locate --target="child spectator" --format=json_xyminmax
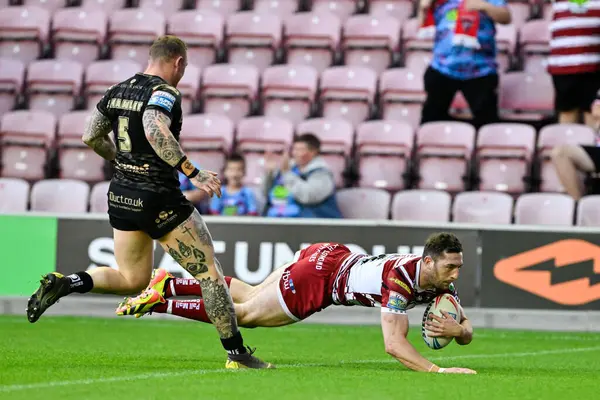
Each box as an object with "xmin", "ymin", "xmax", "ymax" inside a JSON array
[{"xmin": 210, "ymin": 154, "xmax": 259, "ymax": 216}]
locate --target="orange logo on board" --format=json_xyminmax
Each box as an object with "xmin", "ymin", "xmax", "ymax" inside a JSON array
[{"xmin": 493, "ymin": 239, "xmax": 600, "ymax": 305}]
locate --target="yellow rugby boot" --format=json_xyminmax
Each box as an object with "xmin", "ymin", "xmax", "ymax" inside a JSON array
[
  {"xmin": 116, "ymin": 289, "xmax": 165, "ymax": 317},
  {"xmin": 146, "ymin": 268, "xmax": 173, "ymax": 296}
]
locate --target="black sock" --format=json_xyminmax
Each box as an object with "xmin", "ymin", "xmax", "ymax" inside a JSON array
[
  {"xmin": 66, "ymin": 272, "xmax": 94, "ymax": 294},
  {"xmin": 221, "ymin": 331, "xmax": 247, "ymax": 355}
]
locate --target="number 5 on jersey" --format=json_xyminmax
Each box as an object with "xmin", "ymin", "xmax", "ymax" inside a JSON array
[{"xmin": 117, "ymin": 116, "xmax": 132, "ymax": 152}]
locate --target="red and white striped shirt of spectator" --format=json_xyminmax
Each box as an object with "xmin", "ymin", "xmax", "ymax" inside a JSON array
[{"xmin": 548, "ymin": 0, "xmax": 600, "ymax": 75}]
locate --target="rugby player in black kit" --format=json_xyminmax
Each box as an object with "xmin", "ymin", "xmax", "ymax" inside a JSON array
[{"xmin": 26, "ymin": 36, "xmax": 273, "ymax": 369}]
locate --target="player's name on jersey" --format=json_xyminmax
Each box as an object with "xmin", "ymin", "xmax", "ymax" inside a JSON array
[{"xmin": 108, "ymin": 98, "xmax": 144, "ymax": 112}]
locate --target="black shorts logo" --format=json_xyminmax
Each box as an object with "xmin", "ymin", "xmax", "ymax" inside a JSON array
[
  {"xmin": 156, "ymin": 210, "xmax": 178, "ymax": 228},
  {"xmin": 109, "ymin": 191, "xmax": 144, "ymax": 211}
]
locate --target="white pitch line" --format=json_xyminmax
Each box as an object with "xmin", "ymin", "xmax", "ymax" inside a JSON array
[{"xmin": 2, "ymin": 346, "xmax": 600, "ymax": 393}]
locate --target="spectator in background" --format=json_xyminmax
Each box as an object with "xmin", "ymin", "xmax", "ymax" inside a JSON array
[
  {"xmin": 209, "ymin": 154, "xmax": 259, "ymax": 216},
  {"xmin": 418, "ymin": 0, "xmax": 511, "ymax": 129},
  {"xmin": 179, "ymin": 159, "xmax": 211, "ymax": 214},
  {"xmin": 547, "ymin": 0, "xmax": 600, "ymax": 127},
  {"xmin": 262, "ymin": 134, "xmax": 342, "ymax": 219}
]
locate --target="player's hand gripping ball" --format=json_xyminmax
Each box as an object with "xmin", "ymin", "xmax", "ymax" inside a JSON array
[{"xmin": 421, "ymin": 293, "xmax": 462, "ymax": 350}]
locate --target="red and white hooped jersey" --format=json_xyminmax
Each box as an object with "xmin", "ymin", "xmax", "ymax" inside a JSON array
[{"xmin": 331, "ymin": 253, "xmax": 459, "ymax": 314}]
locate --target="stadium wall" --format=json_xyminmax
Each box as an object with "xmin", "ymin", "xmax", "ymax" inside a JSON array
[{"xmin": 3, "ymin": 213, "xmax": 600, "ymax": 331}]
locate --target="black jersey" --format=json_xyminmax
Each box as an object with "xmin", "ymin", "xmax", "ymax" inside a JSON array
[{"xmin": 97, "ymin": 73, "xmax": 183, "ymax": 194}]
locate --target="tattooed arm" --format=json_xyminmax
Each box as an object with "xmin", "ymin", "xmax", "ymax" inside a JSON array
[
  {"xmin": 142, "ymin": 109, "xmax": 186, "ymax": 167},
  {"xmin": 82, "ymin": 109, "xmax": 117, "ymax": 161}
]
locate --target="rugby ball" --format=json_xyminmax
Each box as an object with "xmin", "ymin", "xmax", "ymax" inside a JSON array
[{"xmin": 421, "ymin": 293, "xmax": 462, "ymax": 350}]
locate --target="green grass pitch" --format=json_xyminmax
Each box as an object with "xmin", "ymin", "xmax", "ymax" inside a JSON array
[{"xmin": 1, "ymin": 315, "xmax": 599, "ymax": 400}]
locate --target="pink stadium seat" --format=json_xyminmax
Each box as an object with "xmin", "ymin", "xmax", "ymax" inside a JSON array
[
  {"xmin": 85, "ymin": 60, "xmax": 141, "ymax": 107},
  {"xmin": 284, "ymin": 12, "xmax": 342, "ymax": 73},
  {"xmin": 201, "ymin": 64, "xmax": 259, "ymax": 123},
  {"xmin": 188, "ymin": 150, "xmax": 226, "ymax": 175},
  {"xmin": 261, "ymin": 65, "xmax": 318, "ymax": 125},
  {"xmin": 320, "ymin": 66, "xmax": 377, "ymax": 127},
  {"xmin": 401, "ymin": 18, "xmax": 434, "ymax": 75},
  {"xmin": 311, "ymin": 0, "xmax": 358, "ymax": 22},
  {"xmin": 177, "ymin": 64, "xmax": 201, "ymax": 115},
  {"xmin": 0, "ymin": 178, "xmax": 30, "ymax": 213},
  {"xmin": 226, "ymin": 12, "xmax": 282, "ymax": 72},
  {"xmin": 506, "ymin": 2, "xmax": 531, "ymax": 28},
  {"xmin": 26, "ymin": 59, "xmax": 83, "ymax": 118},
  {"xmin": 57, "ymin": 110, "xmax": 91, "ymax": 147},
  {"xmin": 180, "ymin": 113, "xmax": 234, "ymax": 152},
  {"xmin": 23, "ymin": 0, "xmax": 66, "ymax": 13},
  {"xmin": 0, "ymin": 58, "xmax": 25, "ymax": 117},
  {"xmin": 380, "ymin": 67, "xmax": 425, "ymax": 105},
  {"xmin": 521, "ymin": 20, "xmax": 550, "ymax": 73},
  {"xmin": 109, "ymin": 9, "xmax": 165, "ymax": 66},
  {"xmin": 81, "ymin": 0, "xmax": 127, "ymax": 15},
  {"xmin": 342, "ymin": 15, "xmax": 401, "ymax": 74},
  {"xmin": 537, "ymin": 123, "xmax": 595, "ymax": 193},
  {"xmin": 237, "ymin": 116, "xmax": 294, "ymax": 153},
  {"xmin": 452, "ymin": 191, "xmax": 513, "ymax": 224},
  {"xmin": 476, "ymin": 123, "xmax": 536, "ymax": 193},
  {"xmin": 416, "ymin": 121, "xmax": 475, "ymax": 191},
  {"xmin": 139, "ymin": 0, "xmax": 185, "ymax": 18},
  {"xmin": 31, "ymin": 179, "xmax": 90, "ymax": 213},
  {"xmin": 167, "ymin": 10, "xmax": 224, "ymax": 70},
  {"xmin": 514, "ymin": 193, "xmax": 575, "ymax": 226},
  {"xmin": 577, "ymin": 195, "xmax": 600, "ymax": 227},
  {"xmin": 90, "ymin": 180, "xmax": 110, "ymax": 213},
  {"xmin": 254, "ymin": 0, "xmax": 298, "ymax": 17},
  {"xmin": 197, "ymin": 0, "xmax": 242, "ymax": 16},
  {"xmin": 382, "ymin": 103, "xmax": 422, "ymax": 130},
  {"xmin": 543, "ymin": 3, "xmax": 553, "ymax": 21},
  {"xmin": 0, "ymin": 6, "xmax": 50, "ymax": 64},
  {"xmin": 52, "ymin": 8, "xmax": 107, "ymax": 67},
  {"xmin": 499, "ymin": 72, "xmax": 554, "ymax": 121},
  {"xmin": 391, "ymin": 190, "xmax": 451, "ymax": 222},
  {"xmin": 356, "ymin": 120, "xmax": 414, "ymax": 190},
  {"xmin": 336, "ymin": 188, "xmax": 391, "ymax": 219},
  {"xmin": 495, "ymin": 23, "xmax": 517, "ymax": 72},
  {"xmin": 0, "ymin": 110, "xmax": 55, "ymax": 180},
  {"xmin": 369, "ymin": 0, "xmax": 413, "ymax": 23},
  {"xmin": 239, "ymin": 152, "xmax": 270, "ymax": 186}
]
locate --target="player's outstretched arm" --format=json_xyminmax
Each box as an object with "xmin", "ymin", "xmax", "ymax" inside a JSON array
[
  {"xmin": 82, "ymin": 109, "xmax": 117, "ymax": 161},
  {"xmin": 142, "ymin": 109, "xmax": 221, "ymax": 197},
  {"xmin": 381, "ymin": 312, "xmax": 476, "ymax": 374}
]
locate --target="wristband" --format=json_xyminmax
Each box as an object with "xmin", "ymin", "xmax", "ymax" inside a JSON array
[
  {"xmin": 428, "ymin": 364, "xmax": 440, "ymax": 373},
  {"xmin": 438, "ymin": 368, "xmax": 446, "ymax": 373},
  {"xmin": 176, "ymin": 156, "xmax": 200, "ymax": 179}
]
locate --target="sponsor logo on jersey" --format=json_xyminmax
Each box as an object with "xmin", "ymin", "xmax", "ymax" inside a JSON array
[
  {"xmin": 115, "ymin": 161, "xmax": 150, "ymax": 176},
  {"xmin": 493, "ymin": 239, "xmax": 600, "ymax": 305},
  {"xmin": 388, "ymin": 277, "xmax": 412, "ymax": 294},
  {"xmin": 155, "ymin": 210, "xmax": 178, "ymax": 228},
  {"xmin": 282, "ymin": 270, "xmax": 296, "ymax": 294},
  {"xmin": 386, "ymin": 291, "xmax": 408, "ymax": 311},
  {"xmin": 148, "ymin": 90, "xmax": 176, "ymax": 112},
  {"xmin": 109, "ymin": 192, "xmax": 144, "ymax": 208}
]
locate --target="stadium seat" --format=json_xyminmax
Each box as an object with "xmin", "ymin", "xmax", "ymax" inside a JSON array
[
  {"xmin": 514, "ymin": 193, "xmax": 575, "ymax": 226},
  {"xmin": 234, "ymin": 152, "xmax": 269, "ymax": 186},
  {"xmin": 499, "ymin": 72, "xmax": 554, "ymax": 121},
  {"xmin": 57, "ymin": 111, "xmax": 106, "ymax": 182},
  {"xmin": 0, "ymin": 178, "xmax": 30, "ymax": 213},
  {"xmin": 402, "ymin": 18, "xmax": 434, "ymax": 75},
  {"xmin": 81, "ymin": 0, "xmax": 127, "ymax": 15},
  {"xmin": 415, "ymin": 121, "xmax": 475, "ymax": 191},
  {"xmin": 84, "ymin": 60, "xmax": 142, "ymax": 108},
  {"xmin": 253, "ymin": 0, "xmax": 298, "ymax": 17},
  {"xmin": 180, "ymin": 113, "xmax": 234, "ymax": 153},
  {"xmin": 284, "ymin": 12, "xmax": 342, "ymax": 73},
  {"xmin": 52, "ymin": 8, "xmax": 107, "ymax": 67},
  {"xmin": 200, "ymin": 64, "xmax": 260, "ymax": 123},
  {"xmin": 520, "ymin": 20, "xmax": 550, "ymax": 74},
  {"xmin": 0, "ymin": 58, "xmax": 25, "ymax": 117},
  {"xmin": 23, "ymin": 0, "xmax": 66, "ymax": 13},
  {"xmin": 139, "ymin": 0, "xmax": 185, "ymax": 18},
  {"xmin": 225, "ymin": 12, "xmax": 283, "ymax": 72},
  {"xmin": 26, "ymin": 59, "xmax": 83, "ymax": 118},
  {"xmin": 381, "ymin": 103, "xmax": 422, "ymax": 130},
  {"xmin": 30, "ymin": 179, "xmax": 90, "ymax": 214},
  {"xmin": 576, "ymin": 195, "xmax": 600, "ymax": 227},
  {"xmin": 536, "ymin": 123, "xmax": 596, "ymax": 193},
  {"xmin": 320, "ymin": 66, "xmax": 377, "ymax": 127},
  {"xmin": 495, "ymin": 23, "xmax": 517, "ymax": 72},
  {"xmin": 90, "ymin": 180, "xmax": 110, "ymax": 213},
  {"xmin": 342, "ymin": 14, "xmax": 401, "ymax": 74},
  {"xmin": 506, "ymin": 2, "xmax": 531, "ymax": 28},
  {"xmin": 0, "ymin": 110, "xmax": 55, "ymax": 180},
  {"xmin": 197, "ymin": 0, "xmax": 242, "ymax": 16},
  {"xmin": 261, "ymin": 65, "xmax": 319, "ymax": 125},
  {"xmin": 543, "ymin": 2, "xmax": 553, "ymax": 21},
  {"xmin": 311, "ymin": 0, "xmax": 358, "ymax": 22},
  {"xmin": 475, "ymin": 123, "xmax": 536, "ymax": 193},
  {"xmin": 187, "ymin": 150, "xmax": 227, "ymax": 176},
  {"xmin": 336, "ymin": 188, "xmax": 391, "ymax": 219},
  {"xmin": 369, "ymin": 0, "xmax": 413, "ymax": 23},
  {"xmin": 237, "ymin": 116, "xmax": 294, "ymax": 153},
  {"xmin": 109, "ymin": 9, "xmax": 165, "ymax": 66},
  {"xmin": 0, "ymin": 6, "xmax": 50, "ymax": 65},
  {"xmin": 379, "ymin": 67, "xmax": 424, "ymax": 127},
  {"xmin": 177, "ymin": 63, "xmax": 201, "ymax": 115},
  {"xmin": 390, "ymin": 190, "xmax": 451, "ymax": 222},
  {"xmin": 452, "ymin": 191, "xmax": 513, "ymax": 224},
  {"xmin": 356, "ymin": 120, "xmax": 414, "ymax": 190},
  {"xmin": 167, "ymin": 10, "xmax": 224, "ymax": 70}
]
